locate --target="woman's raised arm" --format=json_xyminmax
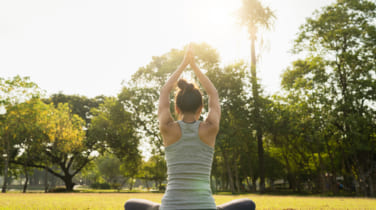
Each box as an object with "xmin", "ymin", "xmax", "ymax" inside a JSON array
[
  {"xmin": 190, "ymin": 53, "xmax": 221, "ymax": 130},
  {"xmin": 158, "ymin": 45, "xmax": 192, "ymax": 130}
]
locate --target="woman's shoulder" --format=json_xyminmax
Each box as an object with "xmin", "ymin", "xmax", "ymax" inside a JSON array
[
  {"xmin": 161, "ymin": 121, "xmax": 182, "ymax": 147},
  {"xmin": 199, "ymin": 120, "xmax": 219, "ymax": 133},
  {"xmin": 160, "ymin": 120, "xmax": 180, "ymax": 132},
  {"xmin": 198, "ymin": 121, "xmax": 219, "ymax": 148}
]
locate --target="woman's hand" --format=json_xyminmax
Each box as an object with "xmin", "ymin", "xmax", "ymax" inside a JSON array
[
  {"xmin": 188, "ymin": 45, "xmax": 200, "ymax": 69},
  {"xmin": 188, "ymin": 45, "xmax": 221, "ymax": 134},
  {"xmin": 158, "ymin": 43, "xmax": 193, "ymax": 142},
  {"xmin": 181, "ymin": 44, "xmax": 193, "ymax": 67}
]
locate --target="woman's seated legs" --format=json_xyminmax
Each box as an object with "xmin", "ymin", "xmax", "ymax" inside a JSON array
[
  {"xmin": 217, "ymin": 198, "xmax": 256, "ymax": 210},
  {"xmin": 124, "ymin": 198, "xmax": 160, "ymax": 210}
]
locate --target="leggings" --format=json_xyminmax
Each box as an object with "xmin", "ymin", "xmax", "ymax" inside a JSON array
[{"xmin": 124, "ymin": 198, "xmax": 256, "ymax": 210}]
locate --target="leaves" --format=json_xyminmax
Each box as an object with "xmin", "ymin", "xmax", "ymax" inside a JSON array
[
  {"xmin": 280, "ymin": 0, "xmax": 376, "ymax": 195},
  {"xmin": 237, "ymin": 0, "xmax": 276, "ymax": 39},
  {"xmin": 89, "ymin": 97, "xmax": 141, "ymax": 164},
  {"xmin": 0, "ymin": 76, "xmax": 41, "ymax": 107}
]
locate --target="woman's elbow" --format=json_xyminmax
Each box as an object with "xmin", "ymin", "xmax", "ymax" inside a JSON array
[
  {"xmin": 159, "ymin": 85, "xmax": 167, "ymax": 94},
  {"xmin": 160, "ymin": 84, "xmax": 173, "ymax": 94},
  {"xmin": 208, "ymin": 89, "xmax": 219, "ymax": 98}
]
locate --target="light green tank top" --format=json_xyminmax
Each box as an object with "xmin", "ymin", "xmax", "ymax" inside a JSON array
[{"xmin": 160, "ymin": 120, "xmax": 216, "ymax": 210}]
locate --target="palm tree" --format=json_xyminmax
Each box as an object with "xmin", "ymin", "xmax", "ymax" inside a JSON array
[{"xmin": 237, "ymin": 0, "xmax": 275, "ymax": 193}]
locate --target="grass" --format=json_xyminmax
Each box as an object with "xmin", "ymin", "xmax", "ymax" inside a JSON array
[{"xmin": 0, "ymin": 192, "xmax": 376, "ymax": 209}]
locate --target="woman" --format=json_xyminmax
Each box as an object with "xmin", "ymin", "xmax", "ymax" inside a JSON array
[{"xmin": 125, "ymin": 45, "xmax": 256, "ymax": 210}]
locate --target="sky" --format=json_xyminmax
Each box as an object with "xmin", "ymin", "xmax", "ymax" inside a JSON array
[{"xmin": 0, "ymin": 0, "xmax": 336, "ymax": 98}]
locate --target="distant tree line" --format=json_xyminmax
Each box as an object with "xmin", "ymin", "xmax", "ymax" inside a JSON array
[{"xmin": 1, "ymin": 0, "xmax": 375, "ymax": 196}]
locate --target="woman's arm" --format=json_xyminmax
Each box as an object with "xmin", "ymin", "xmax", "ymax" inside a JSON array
[
  {"xmin": 158, "ymin": 45, "xmax": 192, "ymax": 131},
  {"xmin": 190, "ymin": 55, "xmax": 221, "ymax": 130}
]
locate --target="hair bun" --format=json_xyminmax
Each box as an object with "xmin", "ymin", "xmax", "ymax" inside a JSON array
[{"xmin": 177, "ymin": 79, "xmax": 194, "ymax": 92}]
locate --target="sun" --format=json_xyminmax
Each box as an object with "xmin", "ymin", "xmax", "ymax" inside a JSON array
[
  {"xmin": 187, "ymin": 0, "xmax": 242, "ymax": 42},
  {"xmin": 206, "ymin": 6, "xmax": 233, "ymax": 26}
]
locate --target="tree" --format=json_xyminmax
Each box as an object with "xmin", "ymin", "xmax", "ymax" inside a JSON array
[
  {"xmin": 279, "ymin": 57, "xmax": 341, "ymax": 193},
  {"xmin": 139, "ymin": 155, "xmax": 167, "ymax": 190},
  {"xmin": 1, "ymin": 80, "xmax": 102, "ymax": 193},
  {"xmin": 206, "ymin": 61, "xmax": 251, "ymax": 193},
  {"xmin": 0, "ymin": 76, "xmax": 40, "ymax": 193},
  {"xmin": 89, "ymin": 97, "xmax": 141, "ymax": 179},
  {"xmin": 43, "ymin": 93, "xmax": 105, "ymax": 126},
  {"xmin": 37, "ymin": 94, "xmax": 106, "ymax": 191},
  {"xmin": 4, "ymin": 99, "xmax": 46, "ymax": 193},
  {"xmin": 12, "ymin": 101, "xmax": 90, "ymax": 191},
  {"xmin": 237, "ymin": 0, "xmax": 275, "ymax": 193},
  {"xmin": 95, "ymin": 153, "xmax": 132, "ymax": 191},
  {"xmin": 285, "ymin": 0, "xmax": 376, "ymax": 196}
]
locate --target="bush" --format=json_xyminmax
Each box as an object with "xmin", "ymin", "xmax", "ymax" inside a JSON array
[
  {"xmin": 111, "ymin": 183, "xmax": 122, "ymax": 191},
  {"xmin": 90, "ymin": 182, "xmax": 111, "ymax": 189},
  {"xmin": 159, "ymin": 184, "xmax": 166, "ymax": 192}
]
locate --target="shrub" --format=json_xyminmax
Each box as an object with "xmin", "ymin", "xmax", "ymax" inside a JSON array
[
  {"xmin": 159, "ymin": 184, "xmax": 166, "ymax": 192},
  {"xmin": 90, "ymin": 182, "xmax": 111, "ymax": 189}
]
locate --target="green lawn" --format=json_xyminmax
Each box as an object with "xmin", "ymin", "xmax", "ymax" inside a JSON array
[{"xmin": 0, "ymin": 192, "xmax": 375, "ymax": 209}]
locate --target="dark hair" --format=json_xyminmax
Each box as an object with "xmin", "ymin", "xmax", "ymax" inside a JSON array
[{"xmin": 175, "ymin": 79, "xmax": 203, "ymax": 113}]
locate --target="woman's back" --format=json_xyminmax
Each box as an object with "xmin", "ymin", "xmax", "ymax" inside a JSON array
[
  {"xmin": 160, "ymin": 120, "xmax": 216, "ymax": 210},
  {"xmin": 124, "ymin": 44, "xmax": 255, "ymax": 210}
]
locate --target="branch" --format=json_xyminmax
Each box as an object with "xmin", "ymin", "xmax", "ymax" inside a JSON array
[
  {"xmin": 45, "ymin": 150, "xmax": 62, "ymax": 164},
  {"xmin": 72, "ymin": 156, "xmax": 93, "ymax": 177},
  {"xmin": 10, "ymin": 160, "xmax": 64, "ymax": 180},
  {"xmin": 67, "ymin": 153, "xmax": 76, "ymax": 169}
]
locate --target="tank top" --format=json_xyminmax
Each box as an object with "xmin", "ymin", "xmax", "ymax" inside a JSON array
[{"xmin": 160, "ymin": 120, "xmax": 216, "ymax": 210}]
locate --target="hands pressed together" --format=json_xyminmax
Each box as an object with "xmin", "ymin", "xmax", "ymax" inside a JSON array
[
  {"xmin": 158, "ymin": 42, "xmax": 220, "ymax": 130},
  {"xmin": 181, "ymin": 44, "xmax": 198, "ymax": 69}
]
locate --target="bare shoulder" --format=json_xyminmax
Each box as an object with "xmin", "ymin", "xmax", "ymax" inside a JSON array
[
  {"xmin": 198, "ymin": 121, "xmax": 219, "ymax": 147},
  {"xmin": 200, "ymin": 120, "xmax": 219, "ymax": 134},
  {"xmin": 160, "ymin": 121, "xmax": 182, "ymax": 147}
]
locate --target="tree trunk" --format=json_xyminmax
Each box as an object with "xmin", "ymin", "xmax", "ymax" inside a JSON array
[
  {"xmin": 222, "ymin": 148, "xmax": 235, "ymax": 193},
  {"xmin": 144, "ymin": 179, "xmax": 150, "ymax": 191},
  {"xmin": 233, "ymin": 154, "xmax": 241, "ymax": 193},
  {"xmin": 2, "ymin": 159, "xmax": 8, "ymax": 193},
  {"xmin": 23, "ymin": 167, "xmax": 29, "ymax": 193},
  {"xmin": 153, "ymin": 179, "xmax": 159, "ymax": 189},
  {"xmin": 270, "ymin": 179, "xmax": 275, "ymax": 190},
  {"xmin": 318, "ymin": 152, "xmax": 326, "ymax": 193},
  {"xmin": 249, "ymin": 161, "xmax": 256, "ymax": 192},
  {"xmin": 221, "ymin": 168, "xmax": 226, "ymax": 191},
  {"xmin": 283, "ymin": 153, "xmax": 297, "ymax": 191},
  {"xmin": 44, "ymin": 166, "xmax": 49, "ymax": 193},
  {"xmin": 210, "ymin": 175, "xmax": 216, "ymax": 194},
  {"xmin": 368, "ymin": 175, "xmax": 374, "ymax": 197},
  {"xmin": 250, "ymin": 35, "xmax": 265, "ymax": 193},
  {"xmin": 331, "ymin": 172, "xmax": 339, "ymax": 195},
  {"xmin": 246, "ymin": 177, "xmax": 251, "ymax": 192},
  {"xmin": 252, "ymin": 176, "xmax": 257, "ymax": 192},
  {"xmin": 256, "ymin": 130, "xmax": 265, "ymax": 193},
  {"xmin": 129, "ymin": 178, "xmax": 134, "ymax": 191},
  {"xmin": 63, "ymin": 175, "xmax": 75, "ymax": 192},
  {"xmin": 2, "ymin": 137, "xmax": 10, "ymax": 193}
]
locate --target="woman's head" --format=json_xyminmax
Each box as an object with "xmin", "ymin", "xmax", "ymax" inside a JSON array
[{"xmin": 175, "ymin": 79, "xmax": 203, "ymax": 116}]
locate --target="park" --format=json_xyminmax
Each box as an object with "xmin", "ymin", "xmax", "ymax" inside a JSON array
[{"xmin": 1, "ymin": 0, "xmax": 376, "ymax": 209}]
